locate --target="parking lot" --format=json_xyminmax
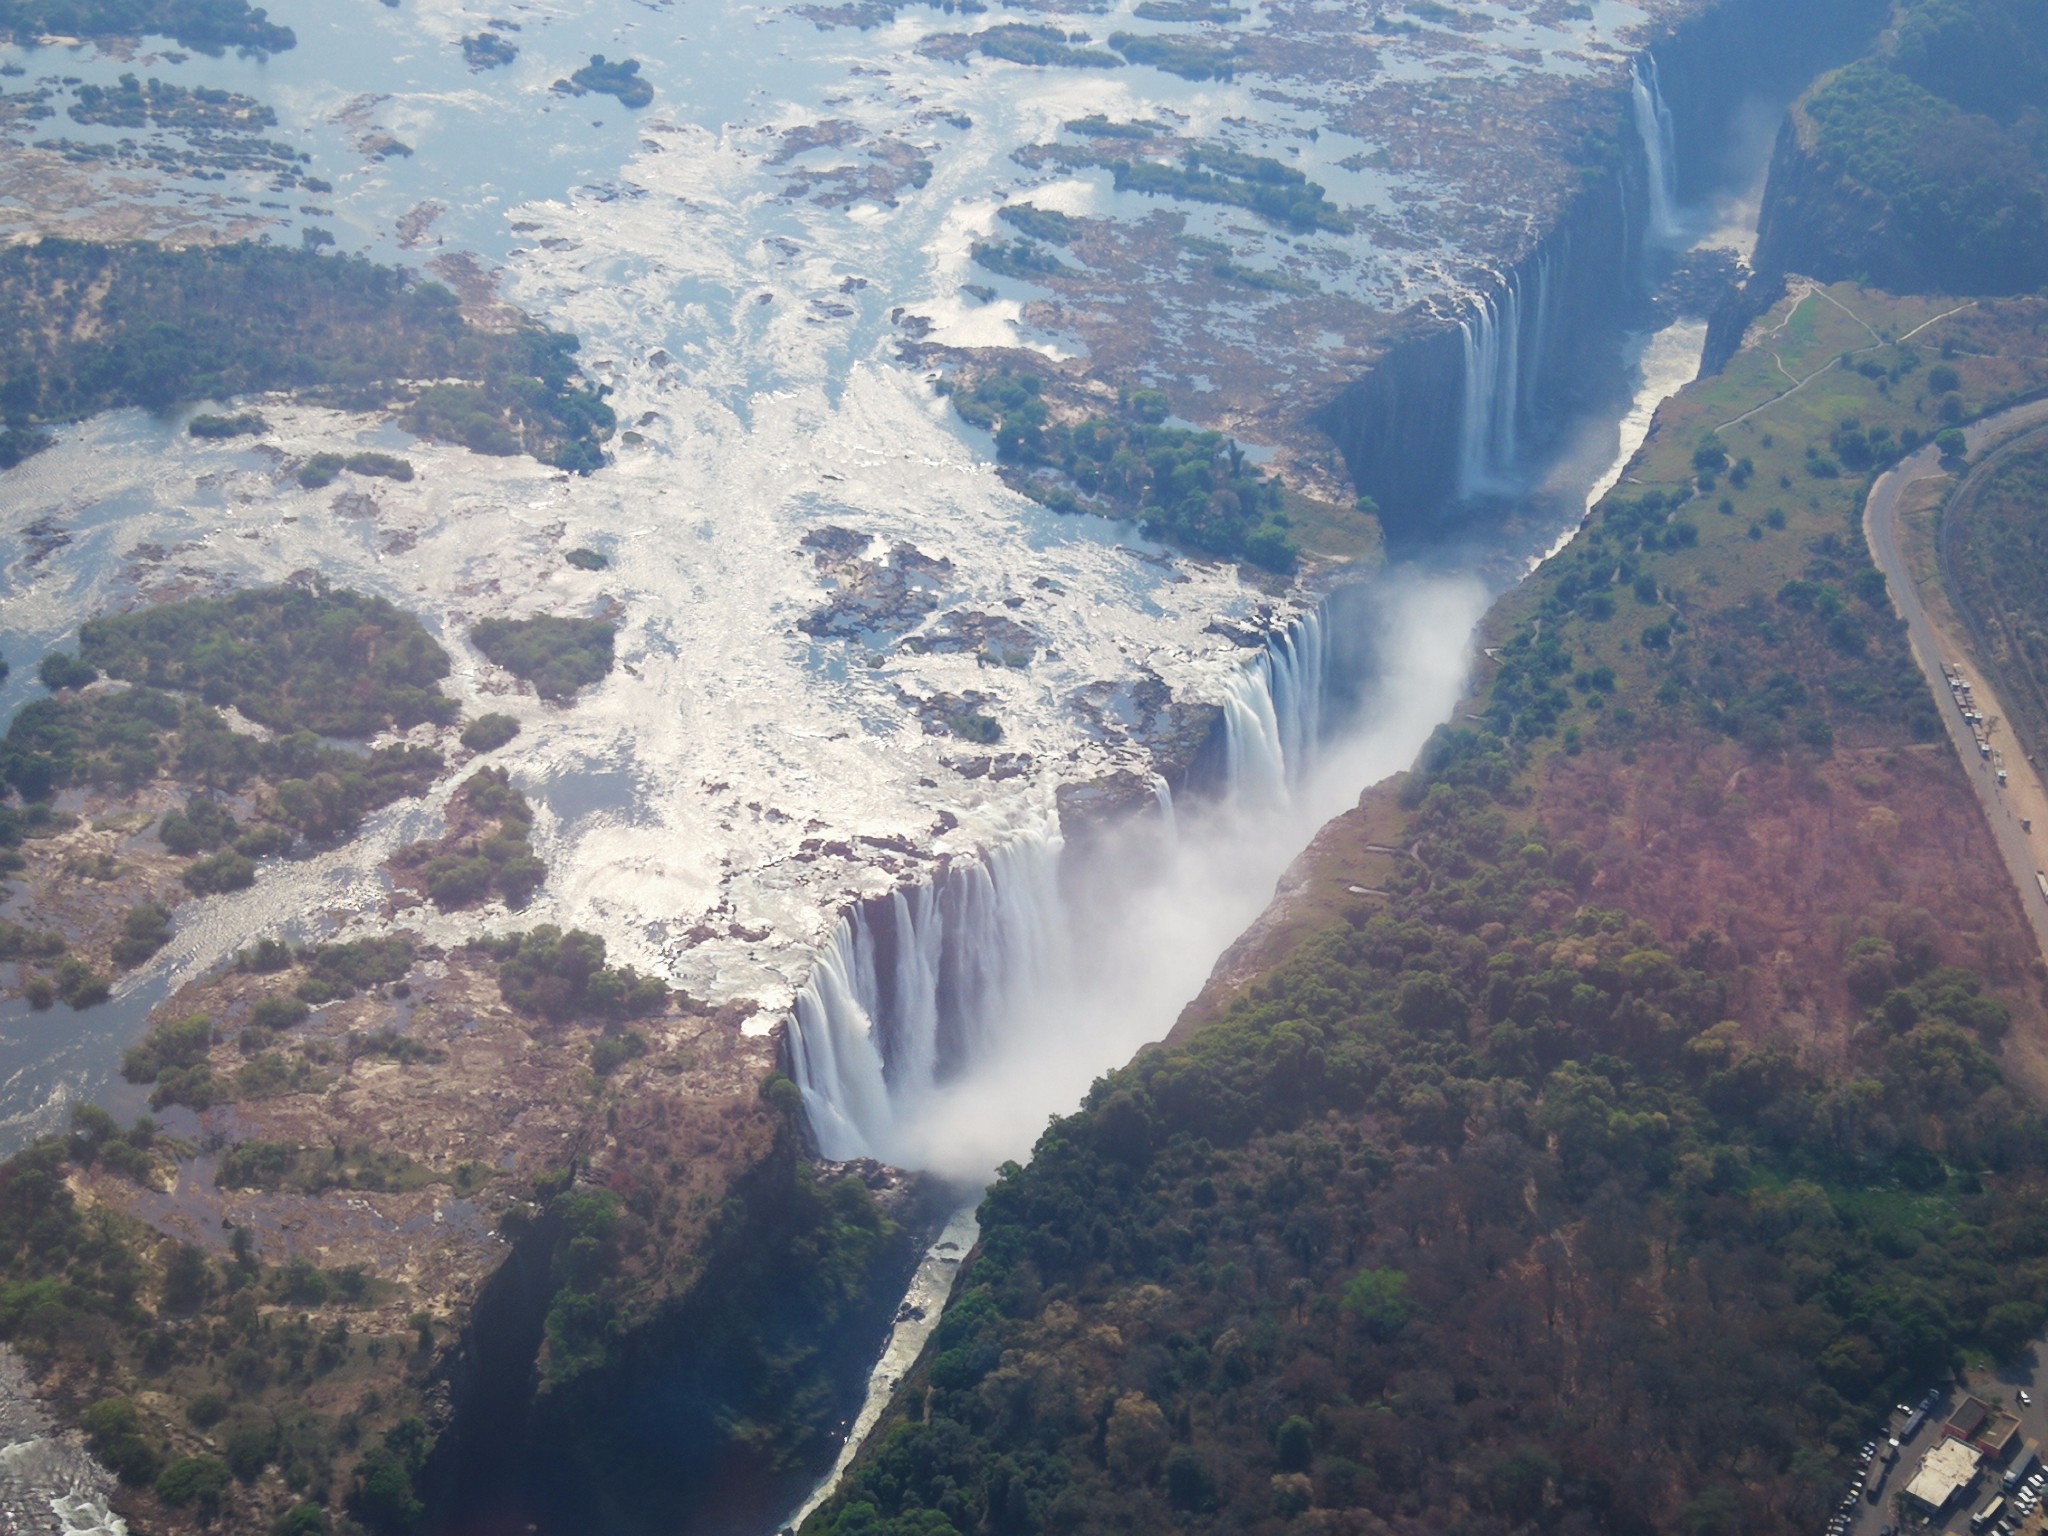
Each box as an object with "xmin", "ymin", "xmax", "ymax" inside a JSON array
[{"xmin": 1835, "ymin": 1363, "xmax": 2048, "ymax": 1536}]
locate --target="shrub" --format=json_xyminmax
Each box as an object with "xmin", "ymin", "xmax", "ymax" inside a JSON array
[
  {"xmin": 37, "ymin": 652, "xmax": 96, "ymax": 691},
  {"xmin": 156, "ymin": 1454, "xmax": 232, "ymax": 1514},
  {"xmin": 110, "ymin": 902, "xmax": 173, "ymax": 969},
  {"xmin": 470, "ymin": 615, "xmax": 616, "ymax": 701},
  {"xmin": 460, "ymin": 712, "xmax": 520, "ymax": 752},
  {"xmin": 184, "ymin": 849, "xmax": 256, "ymax": 894}
]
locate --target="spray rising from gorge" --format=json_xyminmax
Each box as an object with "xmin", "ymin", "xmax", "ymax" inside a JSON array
[
  {"xmin": 789, "ymin": 578, "xmax": 1489, "ymax": 1183},
  {"xmin": 787, "ymin": 37, "xmax": 1718, "ymax": 1186}
]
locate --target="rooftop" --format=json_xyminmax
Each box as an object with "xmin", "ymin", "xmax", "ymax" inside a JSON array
[{"xmin": 1908, "ymin": 1438, "xmax": 1984, "ymax": 1512}]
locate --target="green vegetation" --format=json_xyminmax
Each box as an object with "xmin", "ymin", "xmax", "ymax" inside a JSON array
[
  {"xmin": 967, "ymin": 23, "xmax": 1120, "ymax": 67},
  {"xmin": 1132, "ymin": 0, "xmax": 1244, "ymax": 17},
  {"xmin": 0, "ymin": 240, "xmax": 612, "ymax": 473},
  {"xmin": 1107, "ymin": 30, "xmax": 1240, "ymax": 79},
  {"xmin": 1942, "ymin": 442, "xmax": 2048, "ymax": 763},
  {"xmin": 554, "ymin": 54, "xmax": 653, "ymax": 108},
  {"xmin": 78, "ymin": 583, "xmax": 454, "ymax": 738},
  {"xmin": 460, "ymin": 712, "xmax": 522, "ymax": 752},
  {"xmin": 1054, "ymin": 136, "xmax": 1349, "ymax": 234},
  {"xmin": 1775, "ymin": 0, "xmax": 2048, "ymax": 294},
  {"xmin": 470, "ymin": 614, "xmax": 617, "ymax": 701},
  {"xmin": 293, "ymin": 935, "xmax": 414, "ymax": 1003},
  {"xmin": 480, "ymin": 925, "xmax": 668, "ymax": 1023},
  {"xmin": 187, "ymin": 410, "xmax": 266, "ymax": 438},
  {"xmin": 296, "ymin": 450, "xmax": 415, "ymax": 489},
  {"xmin": 942, "ymin": 370, "xmax": 1298, "ymax": 571},
  {"xmin": 968, "ymin": 237, "xmax": 1066, "ymax": 281},
  {"xmin": 0, "ymin": 1112, "xmax": 399, "ymax": 1528},
  {"xmin": 994, "ymin": 204, "xmax": 1080, "ymax": 245},
  {"xmin": 0, "ymin": 0, "xmax": 295, "ymax": 54},
  {"xmin": 1179, "ymin": 234, "xmax": 1319, "ymax": 295},
  {"xmin": 392, "ymin": 766, "xmax": 545, "ymax": 911},
  {"xmin": 460, "ymin": 30, "xmax": 517, "ymax": 69},
  {"xmin": 111, "ymin": 901, "xmax": 172, "ymax": 968},
  {"xmin": 806, "ymin": 287, "xmax": 2048, "ymax": 1536},
  {"xmin": 805, "ymin": 682, "xmax": 2046, "ymax": 1536},
  {"xmin": 37, "ymin": 650, "xmax": 96, "ymax": 690},
  {"xmin": 216, "ymin": 1140, "xmax": 439, "ymax": 1195}
]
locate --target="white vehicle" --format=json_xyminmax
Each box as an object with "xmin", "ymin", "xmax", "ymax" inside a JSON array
[{"xmin": 2021, "ymin": 1389, "xmax": 2033, "ymax": 1406}]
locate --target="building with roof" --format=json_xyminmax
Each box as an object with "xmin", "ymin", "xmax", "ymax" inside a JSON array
[
  {"xmin": 1945, "ymin": 1397, "xmax": 2025, "ymax": 1460},
  {"xmin": 1907, "ymin": 1438, "xmax": 1985, "ymax": 1514}
]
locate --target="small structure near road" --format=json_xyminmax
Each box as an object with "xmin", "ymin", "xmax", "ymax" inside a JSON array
[{"xmin": 1908, "ymin": 1436, "xmax": 1985, "ymax": 1515}]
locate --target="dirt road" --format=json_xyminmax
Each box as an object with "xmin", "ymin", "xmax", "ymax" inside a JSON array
[{"xmin": 1863, "ymin": 398, "xmax": 2048, "ymax": 962}]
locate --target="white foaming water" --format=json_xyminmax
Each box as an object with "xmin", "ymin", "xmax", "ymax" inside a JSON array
[
  {"xmin": 1457, "ymin": 266, "xmax": 1536, "ymax": 500},
  {"xmin": 788, "ymin": 574, "xmax": 1487, "ymax": 1183},
  {"xmin": 1632, "ymin": 54, "xmax": 1682, "ymax": 244}
]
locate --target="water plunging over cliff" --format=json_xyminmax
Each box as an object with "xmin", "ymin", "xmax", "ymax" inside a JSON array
[
  {"xmin": 1456, "ymin": 256, "xmax": 1558, "ymax": 500},
  {"xmin": 1633, "ymin": 55, "xmax": 1683, "ymax": 243},
  {"xmin": 787, "ymin": 579, "xmax": 1484, "ymax": 1181},
  {"xmin": 1220, "ymin": 608, "xmax": 1328, "ymax": 807}
]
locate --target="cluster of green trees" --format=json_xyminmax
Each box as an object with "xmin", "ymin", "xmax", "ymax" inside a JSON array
[
  {"xmin": 808, "ymin": 721, "xmax": 2048, "ymax": 1536},
  {"xmin": 471, "ymin": 614, "xmax": 617, "ymax": 701},
  {"xmin": 0, "ymin": 240, "xmax": 613, "ymax": 473},
  {"xmin": 69, "ymin": 73, "xmax": 274, "ymax": 130},
  {"xmin": 1790, "ymin": 0, "xmax": 2048, "ymax": 294},
  {"xmin": 968, "ymin": 237, "xmax": 1067, "ymax": 281},
  {"xmin": 297, "ymin": 450, "xmax": 414, "ymax": 489},
  {"xmin": 460, "ymin": 711, "xmax": 522, "ymax": 752},
  {"xmin": 215, "ymin": 1139, "xmax": 440, "ymax": 1196},
  {"xmin": 1106, "ymin": 31, "xmax": 1240, "ymax": 79},
  {"xmin": 79, "ymin": 584, "xmax": 454, "ymax": 738},
  {"xmin": 942, "ymin": 371, "xmax": 1298, "ymax": 571},
  {"xmin": 187, "ymin": 410, "xmax": 265, "ymax": 438},
  {"xmin": 969, "ymin": 23, "xmax": 1120, "ymax": 67},
  {"xmin": 1942, "ymin": 444, "xmax": 2048, "ymax": 763},
  {"xmin": 0, "ymin": 0, "xmax": 295, "ymax": 53},
  {"xmin": 1485, "ymin": 483, "xmax": 1935, "ymax": 758},
  {"xmin": 461, "ymin": 30, "xmax": 517, "ymax": 69},
  {"xmin": 995, "ymin": 205, "xmax": 1081, "ymax": 245},
  {"xmin": 392, "ymin": 766, "xmax": 545, "ymax": 911},
  {"xmin": 1056, "ymin": 139, "xmax": 1348, "ymax": 234},
  {"xmin": 554, "ymin": 54, "xmax": 653, "ymax": 107},
  {"xmin": 479, "ymin": 925, "xmax": 669, "ymax": 1023},
  {"xmin": 0, "ymin": 1104, "xmax": 413, "ymax": 1530}
]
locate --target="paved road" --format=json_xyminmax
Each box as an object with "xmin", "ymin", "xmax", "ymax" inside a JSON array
[{"xmin": 1863, "ymin": 398, "xmax": 2048, "ymax": 966}]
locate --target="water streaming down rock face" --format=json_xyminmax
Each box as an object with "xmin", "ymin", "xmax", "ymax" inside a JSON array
[
  {"xmin": 1218, "ymin": 606, "xmax": 1329, "ymax": 807},
  {"xmin": 1632, "ymin": 53, "xmax": 1682, "ymax": 243},
  {"xmin": 1455, "ymin": 255, "xmax": 1558, "ymax": 500},
  {"xmin": 790, "ymin": 608, "xmax": 1334, "ymax": 1163},
  {"xmin": 789, "ymin": 824, "xmax": 1066, "ymax": 1163}
]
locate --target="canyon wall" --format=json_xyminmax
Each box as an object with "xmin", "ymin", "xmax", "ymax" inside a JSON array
[{"xmin": 1317, "ymin": 0, "xmax": 1889, "ymax": 543}]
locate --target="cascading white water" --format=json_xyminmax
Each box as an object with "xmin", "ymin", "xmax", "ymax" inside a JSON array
[
  {"xmin": 791, "ymin": 602, "xmax": 1340, "ymax": 1167},
  {"xmin": 1457, "ymin": 292, "xmax": 1501, "ymax": 499},
  {"xmin": 1631, "ymin": 54, "xmax": 1681, "ymax": 243},
  {"xmin": 1457, "ymin": 274, "xmax": 1530, "ymax": 499},
  {"xmin": 788, "ymin": 822, "xmax": 1065, "ymax": 1165}
]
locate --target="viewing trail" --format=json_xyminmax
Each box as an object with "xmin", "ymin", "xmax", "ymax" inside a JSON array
[{"xmin": 1864, "ymin": 397, "xmax": 2048, "ymax": 963}]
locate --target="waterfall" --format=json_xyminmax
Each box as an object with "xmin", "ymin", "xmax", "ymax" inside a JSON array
[
  {"xmin": 788, "ymin": 823, "xmax": 1065, "ymax": 1163},
  {"xmin": 1220, "ymin": 606, "xmax": 1328, "ymax": 806},
  {"xmin": 1150, "ymin": 773, "xmax": 1177, "ymax": 840},
  {"xmin": 1456, "ymin": 274, "xmax": 1529, "ymax": 499},
  {"xmin": 1631, "ymin": 54, "xmax": 1680, "ymax": 242},
  {"xmin": 790, "ymin": 607, "xmax": 1335, "ymax": 1163}
]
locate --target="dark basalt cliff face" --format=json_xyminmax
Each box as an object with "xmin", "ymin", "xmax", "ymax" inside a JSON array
[
  {"xmin": 424, "ymin": 1124, "xmax": 945, "ymax": 1536},
  {"xmin": 1316, "ymin": 0, "xmax": 1889, "ymax": 545}
]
